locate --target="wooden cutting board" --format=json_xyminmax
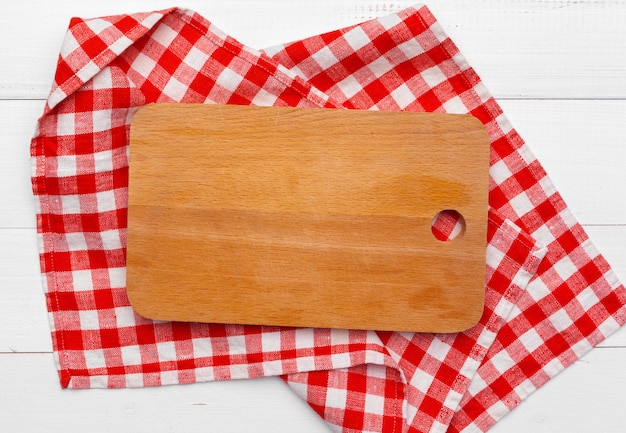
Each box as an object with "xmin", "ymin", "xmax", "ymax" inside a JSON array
[{"xmin": 126, "ymin": 103, "xmax": 490, "ymax": 332}]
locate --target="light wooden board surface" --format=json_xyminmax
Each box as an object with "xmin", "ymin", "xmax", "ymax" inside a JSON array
[
  {"xmin": 1, "ymin": 1, "xmax": 625, "ymax": 432},
  {"xmin": 127, "ymin": 104, "xmax": 489, "ymax": 332}
]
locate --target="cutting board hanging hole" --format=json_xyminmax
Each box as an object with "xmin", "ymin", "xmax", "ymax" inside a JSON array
[{"xmin": 431, "ymin": 210, "xmax": 465, "ymax": 242}]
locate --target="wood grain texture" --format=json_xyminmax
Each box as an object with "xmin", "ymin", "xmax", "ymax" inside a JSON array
[{"xmin": 126, "ymin": 104, "xmax": 490, "ymax": 332}]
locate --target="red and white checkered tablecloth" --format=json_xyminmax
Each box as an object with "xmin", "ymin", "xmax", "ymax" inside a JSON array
[{"xmin": 30, "ymin": 5, "xmax": 626, "ymax": 433}]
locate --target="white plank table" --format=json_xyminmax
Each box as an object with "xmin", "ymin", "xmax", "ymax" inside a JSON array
[{"xmin": 1, "ymin": 1, "xmax": 625, "ymax": 432}]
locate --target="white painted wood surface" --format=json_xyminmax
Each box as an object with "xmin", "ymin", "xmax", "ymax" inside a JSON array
[{"xmin": 1, "ymin": 1, "xmax": 624, "ymax": 431}]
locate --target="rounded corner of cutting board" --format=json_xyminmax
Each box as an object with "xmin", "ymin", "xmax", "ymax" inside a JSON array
[
  {"xmin": 124, "ymin": 282, "xmax": 154, "ymax": 321},
  {"xmin": 459, "ymin": 294, "xmax": 486, "ymax": 332},
  {"xmin": 131, "ymin": 103, "xmax": 155, "ymax": 122}
]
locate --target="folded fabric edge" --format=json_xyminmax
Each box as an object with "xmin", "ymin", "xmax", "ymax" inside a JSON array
[
  {"xmin": 43, "ymin": 8, "xmax": 177, "ymax": 114},
  {"xmin": 428, "ymin": 213, "xmax": 548, "ymax": 432}
]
